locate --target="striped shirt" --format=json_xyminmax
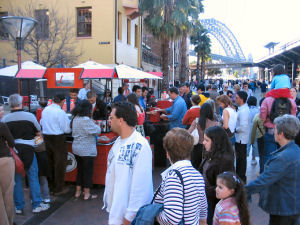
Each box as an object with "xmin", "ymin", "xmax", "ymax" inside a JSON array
[
  {"xmin": 213, "ymin": 197, "xmax": 240, "ymax": 225},
  {"xmin": 154, "ymin": 160, "xmax": 207, "ymax": 225}
]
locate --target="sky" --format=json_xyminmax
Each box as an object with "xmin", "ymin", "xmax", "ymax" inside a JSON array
[{"xmin": 202, "ymin": 0, "xmax": 300, "ymax": 62}]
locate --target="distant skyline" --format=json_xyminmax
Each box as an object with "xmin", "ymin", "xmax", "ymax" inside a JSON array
[{"xmin": 202, "ymin": 0, "xmax": 300, "ymax": 61}]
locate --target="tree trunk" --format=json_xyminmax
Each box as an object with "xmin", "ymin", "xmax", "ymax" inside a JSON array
[
  {"xmin": 200, "ymin": 55, "xmax": 205, "ymax": 80},
  {"xmin": 196, "ymin": 51, "xmax": 200, "ymax": 82},
  {"xmin": 161, "ymin": 37, "xmax": 170, "ymax": 91},
  {"xmin": 180, "ymin": 31, "xmax": 187, "ymax": 83}
]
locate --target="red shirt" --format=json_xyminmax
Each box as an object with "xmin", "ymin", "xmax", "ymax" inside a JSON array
[{"xmin": 182, "ymin": 106, "xmax": 200, "ymax": 125}]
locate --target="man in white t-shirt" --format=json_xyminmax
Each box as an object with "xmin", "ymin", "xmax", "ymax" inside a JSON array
[{"xmin": 103, "ymin": 101, "xmax": 153, "ymax": 225}]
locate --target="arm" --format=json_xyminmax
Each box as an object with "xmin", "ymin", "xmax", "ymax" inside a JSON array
[
  {"xmin": 182, "ymin": 110, "xmax": 190, "ymax": 125},
  {"xmin": 250, "ymin": 117, "xmax": 258, "ymax": 145},
  {"xmin": 167, "ymin": 102, "xmax": 183, "ymax": 121},
  {"xmin": 0, "ymin": 123, "xmax": 15, "ymax": 147},
  {"xmin": 60, "ymin": 111, "xmax": 71, "ymax": 134},
  {"xmin": 125, "ymin": 142, "xmax": 153, "ymax": 222},
  {"xmin": 222, "ymin": 109, "xmax": 229, "ymax": 129},
  {"xmin": 157, "ymin": 173, "xmax": 184, "ymax": 224},
  {"xmin": 188, "ymin": 119, "xmax": 197, "ymax": 133},
  {"xmin": 246, "ymin": 155, "xmax": 288, "ymax": 195}
]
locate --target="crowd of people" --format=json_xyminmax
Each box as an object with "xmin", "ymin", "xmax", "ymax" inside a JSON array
[{"xmin": 1, "ymin": 63, "xmax": 300, "ymax": 225}]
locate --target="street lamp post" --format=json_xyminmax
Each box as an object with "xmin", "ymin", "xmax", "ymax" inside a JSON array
[{"xmin": 0, "ymin": 16, "xmax": 37, "ymax": 94}]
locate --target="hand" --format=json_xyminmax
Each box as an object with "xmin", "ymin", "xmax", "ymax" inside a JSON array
[
  {"xmin": 123, "ymin": 218, "xmax": 131, "ymax": 225},
  {"xmin": 160, "ymin": 114, "xmax": 167, "ymax": 119},
  {"xmin": 199, "ymin": 219, "xmax": 207, "ymax": 225}
]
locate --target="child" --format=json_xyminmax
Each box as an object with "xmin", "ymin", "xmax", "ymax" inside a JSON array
[
  {"xmin": 266, "ymin": 64, "xmax": 292, "ymax": 99},
  {"xmin": 213, "ymin": 172, "xmax": 250, "ymax": 225}
]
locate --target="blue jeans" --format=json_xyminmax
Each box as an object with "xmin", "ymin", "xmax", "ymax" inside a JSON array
[
  {"xmin": 263, "ymin": 132, "xmax": 277, "ymax": 166},
  {"xmin": 14, "ymin": 154, "xmax": 42, "ymax": 210}
]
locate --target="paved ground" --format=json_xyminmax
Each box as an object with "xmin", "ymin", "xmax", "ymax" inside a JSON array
[{"xmin": 12, "ymin": 88, "xmax": 269, "ymax": 225}]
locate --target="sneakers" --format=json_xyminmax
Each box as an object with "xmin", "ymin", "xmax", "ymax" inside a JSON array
[
  {"xmin": 15, "ymin": 208, "xmax": 23, "ymax": 215},
  {"xmin": 43, "ymin": 198, "xmax": 51, "ymax": 203},
  {"xmin": 32, "ymin": 203, "xmax": 50, "ymax": 213},
  {"xmin": 251, "ymin": 159, "xmax": 257, "ymax": 165}
]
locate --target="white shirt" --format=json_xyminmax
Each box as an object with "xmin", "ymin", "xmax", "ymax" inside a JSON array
[
  {"xmin": 224, "ymin": 107, "xmax": 237, "ymax": 133},
  {"xmin": 103, "ymin": 130, "xmax": 153, "ymax": 224},
  {"xmin": 78, "ymin": 88, "xmax": 90, "ymax": 100},
  {"xmin": 40, "ymin": 103, "xmax": 71, "ymax": 135},
  {"xmin": 235, "ymin": 103, "xmax": 251, "ymax": 144}
]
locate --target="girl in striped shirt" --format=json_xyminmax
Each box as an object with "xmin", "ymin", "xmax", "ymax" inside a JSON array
[{"xmin": 213, "ymin": 172, "xmax": 250, "ymax": 225}]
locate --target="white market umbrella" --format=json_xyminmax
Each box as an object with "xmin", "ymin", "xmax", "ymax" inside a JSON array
[
  {"xmin": 115, "ymin": 64, "xmax": 162, "ymax": 79},
  {"xmin": 73, "ymin": 60, "xmax": 112, "ymax": 69},
  {"xmin": 0, "ymin": 61, "xmax": 46, "ymax": 77}
]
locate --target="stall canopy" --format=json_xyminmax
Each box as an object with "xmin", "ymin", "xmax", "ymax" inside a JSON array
[
  {"xmin": 115, "ymin": 64, "xmax": 162, "ymax": 79},
  {"xmin": 0, "ymin": 61, "xmax": 46, "ymax": 78},
  {"xmin": 73, "ymin": 60, "xmax": 114, "ymax": 79},
  {"xmin": 148, "ymin": 72, "xmax": 163, "ymax": 78}
]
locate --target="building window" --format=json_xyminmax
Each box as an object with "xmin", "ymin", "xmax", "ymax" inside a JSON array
[
  {"xmin": 34, "ymin": 9, "xmax": 49, "ymax": 39},
  {"xmin": 77, "ymin": 7, "xmax": 92, "ymax": 37},
  {"xmin": 134, "ymin": 24, "xmax": 138, "ymax": 48},
  {"xmin": 0, "ymin": 12, "xmax": 9, "ymax": 40},
  {"xmin": 118, "ymin": 12, "xmax": 122, "ymax": 40},
  {"xmin": 127, "ymin": 19, "xmax": 131, "ymax": 45}
]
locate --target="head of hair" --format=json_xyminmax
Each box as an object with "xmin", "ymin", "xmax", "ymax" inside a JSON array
[
  {"xmin": 142, "ymin": 86, "xmax": 148, "ymax": 93},
  {"xmin": 217, "ymin": 172, "xmax": 250, "ymax": 225},
  {"xmin": 105, "ymin": 89, "xmax": 112, "ymax": 97},
  {"xmin": 127, "ymin": 93, "xmax": 143, "ymax": 112},
  {"xmin": 72, "ymin": 99, "xmax": 92, "ymax": 118},
  {"xmin": 204, "ymin": 126, "xmax": 234, "ymax": 160},
  {"xmin": 234, "ymin": 84, "xmax": 241, "ymax": 91},
  {"xmin": 227, "ymin": 90, "xmax": 233, "ymax": 95},
  {"xmin": 205, "ymin": 99, "xmax": 216, "ymax": 113},
  {"xmin": 259, "ymin": 97, "xmax": 265, "ymax": 107},
  {"xmin": 132, "ymin": 85, "xmax": 141, "ymax": 93},
  {"xmin": 243, "ymin": 82, "xmax": 248, "ymax": 86},
  {"xmin": 112, "ymin": 101, "xmax": 137, "ymax": 127},
  {"xmin": 247, "ymin": 96, "xmax": 257, "ymax": 106},
  {"xmin": 273, "ymin": 64, "xmax": 285, "ymax": 75},
  {"xmin": 69, "ymin": 88, "xmax": 79, "ymax": 94},
  {"xmin": 236, "ymin": 91, "xmax": 248, "ymax": 103},
  {"xmin": 183, "ymin": 82, "xmax": 190, "ymax": 88},
  {"xmin": 206, "ymin": 84, "xmax": 212, "ymax": 90},
  {"xmin": 118, "ymin": 87, "xmax": 123, "ymax": 95},
  {"xmin": 163, "ymin": 128, "xmax": 193, "ymax": 163},
  {"xmin": 87, "ymin": 91, "xmax": 97, "ymax": 99},
  {"xmin": 274, "ymin": 114, "xmax": 300, "ymax": 140},
  {"xmin": 53, "ymin": 94, "xmax": 66, "ymax": 104},
  {"xmin": 8, "ymin": 94, "xmax": 23, "ymax": 108},
  {"xmin": 169, "ymin": 87, "xmax": 179, "ymax": 95},
  {"xmin": 199, "ymin": 103, "xmax": 214, "ymax": 130},
  {"xmin": 197, "ymin": 84, "xmax": 205, "ymax": 92},
  {"xmin": 216, "ymin": 95, "xmax": 233, "ymax": 108},
  {"xmin": 191, "ymin": 94, "xmax": 201, "ymax": 105},
  {"xmin": 84, "ymin": 82, "xmax": 89, "ymax": 87}
]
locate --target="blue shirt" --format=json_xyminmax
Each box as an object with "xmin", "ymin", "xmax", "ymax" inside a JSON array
[
  {"xmin": 271, "ymin": 74, "xmax": 291, "ymax": 89},
  {"xmin": 139, "ymin": 96, "xmax": 146, "ymax": 110},
  {"xmin": 113, "ymin": 94, "xmax": 127, "ymax": 103},
  {"xmin": 165, "ymin": 96, "xmax": 187, "ymax": 129}
]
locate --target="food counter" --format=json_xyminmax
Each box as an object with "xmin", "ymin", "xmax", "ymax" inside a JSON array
[{"xmin": 65, "ymin": 132, "xmax": 118, "ymax": 185}]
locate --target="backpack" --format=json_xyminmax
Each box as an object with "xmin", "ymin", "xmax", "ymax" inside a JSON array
[{"xmin": 269, "ymin": 98, "xmax": 291, "ymax": 122}]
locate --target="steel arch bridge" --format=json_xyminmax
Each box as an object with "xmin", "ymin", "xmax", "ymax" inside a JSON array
[{"xmin": 200, "ymin": 18, "xmax": 246, "ymax": 62}]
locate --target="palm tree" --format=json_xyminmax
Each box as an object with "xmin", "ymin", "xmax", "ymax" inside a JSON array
[
  {"xmin": 139, "ymin": 0, "xmax": 203, "ymax": 90},
  {"xmin": 179, "ymin": 1, "xmax": 204, "ymax": 83},
  {"xmin": 190, "ymin": 22, "xmax": 211, "ymax": 81}
]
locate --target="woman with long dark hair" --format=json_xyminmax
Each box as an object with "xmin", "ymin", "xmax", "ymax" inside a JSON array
[
  {"xmin": 188, "ymin": 103, "xmax": 220, "ymax": 168},
  {"xmin": 71, "ymin": 100, "xmax": 101, "ymax": 200},
  {"xmin": 200, "ymin": 126, "xmax": 235, "ymax": 225},
  {"xmin": 214, "ymin": 171, "xmax": 250, "ymax": 225},
  {"xmin": 127, "ymin": 93, "xmax": 145, "ymax": 125}
]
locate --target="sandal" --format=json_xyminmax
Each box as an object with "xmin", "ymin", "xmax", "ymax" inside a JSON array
[{"xmin": 83, "ymin": 194, "xmax": 97, "ymax": 200}]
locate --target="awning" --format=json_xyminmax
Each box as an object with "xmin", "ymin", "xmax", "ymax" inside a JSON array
[
  {"xmin": 115, "ymin": 65, "xmax": 162, "ymax": 79},
  {"xmin": 15, "ymin": 69, "xmax": 46, "ymax": 79},
  {"xmin": 80, "ymin": 69, "xmax": 114, "ymax": 79},
  {"xmin": 148, "ymin": 72, "xmax": 163, "ymax": 78},
  {"xmin": 0, "ymin": 61, "xmax": 46, "ymax": 77}
]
